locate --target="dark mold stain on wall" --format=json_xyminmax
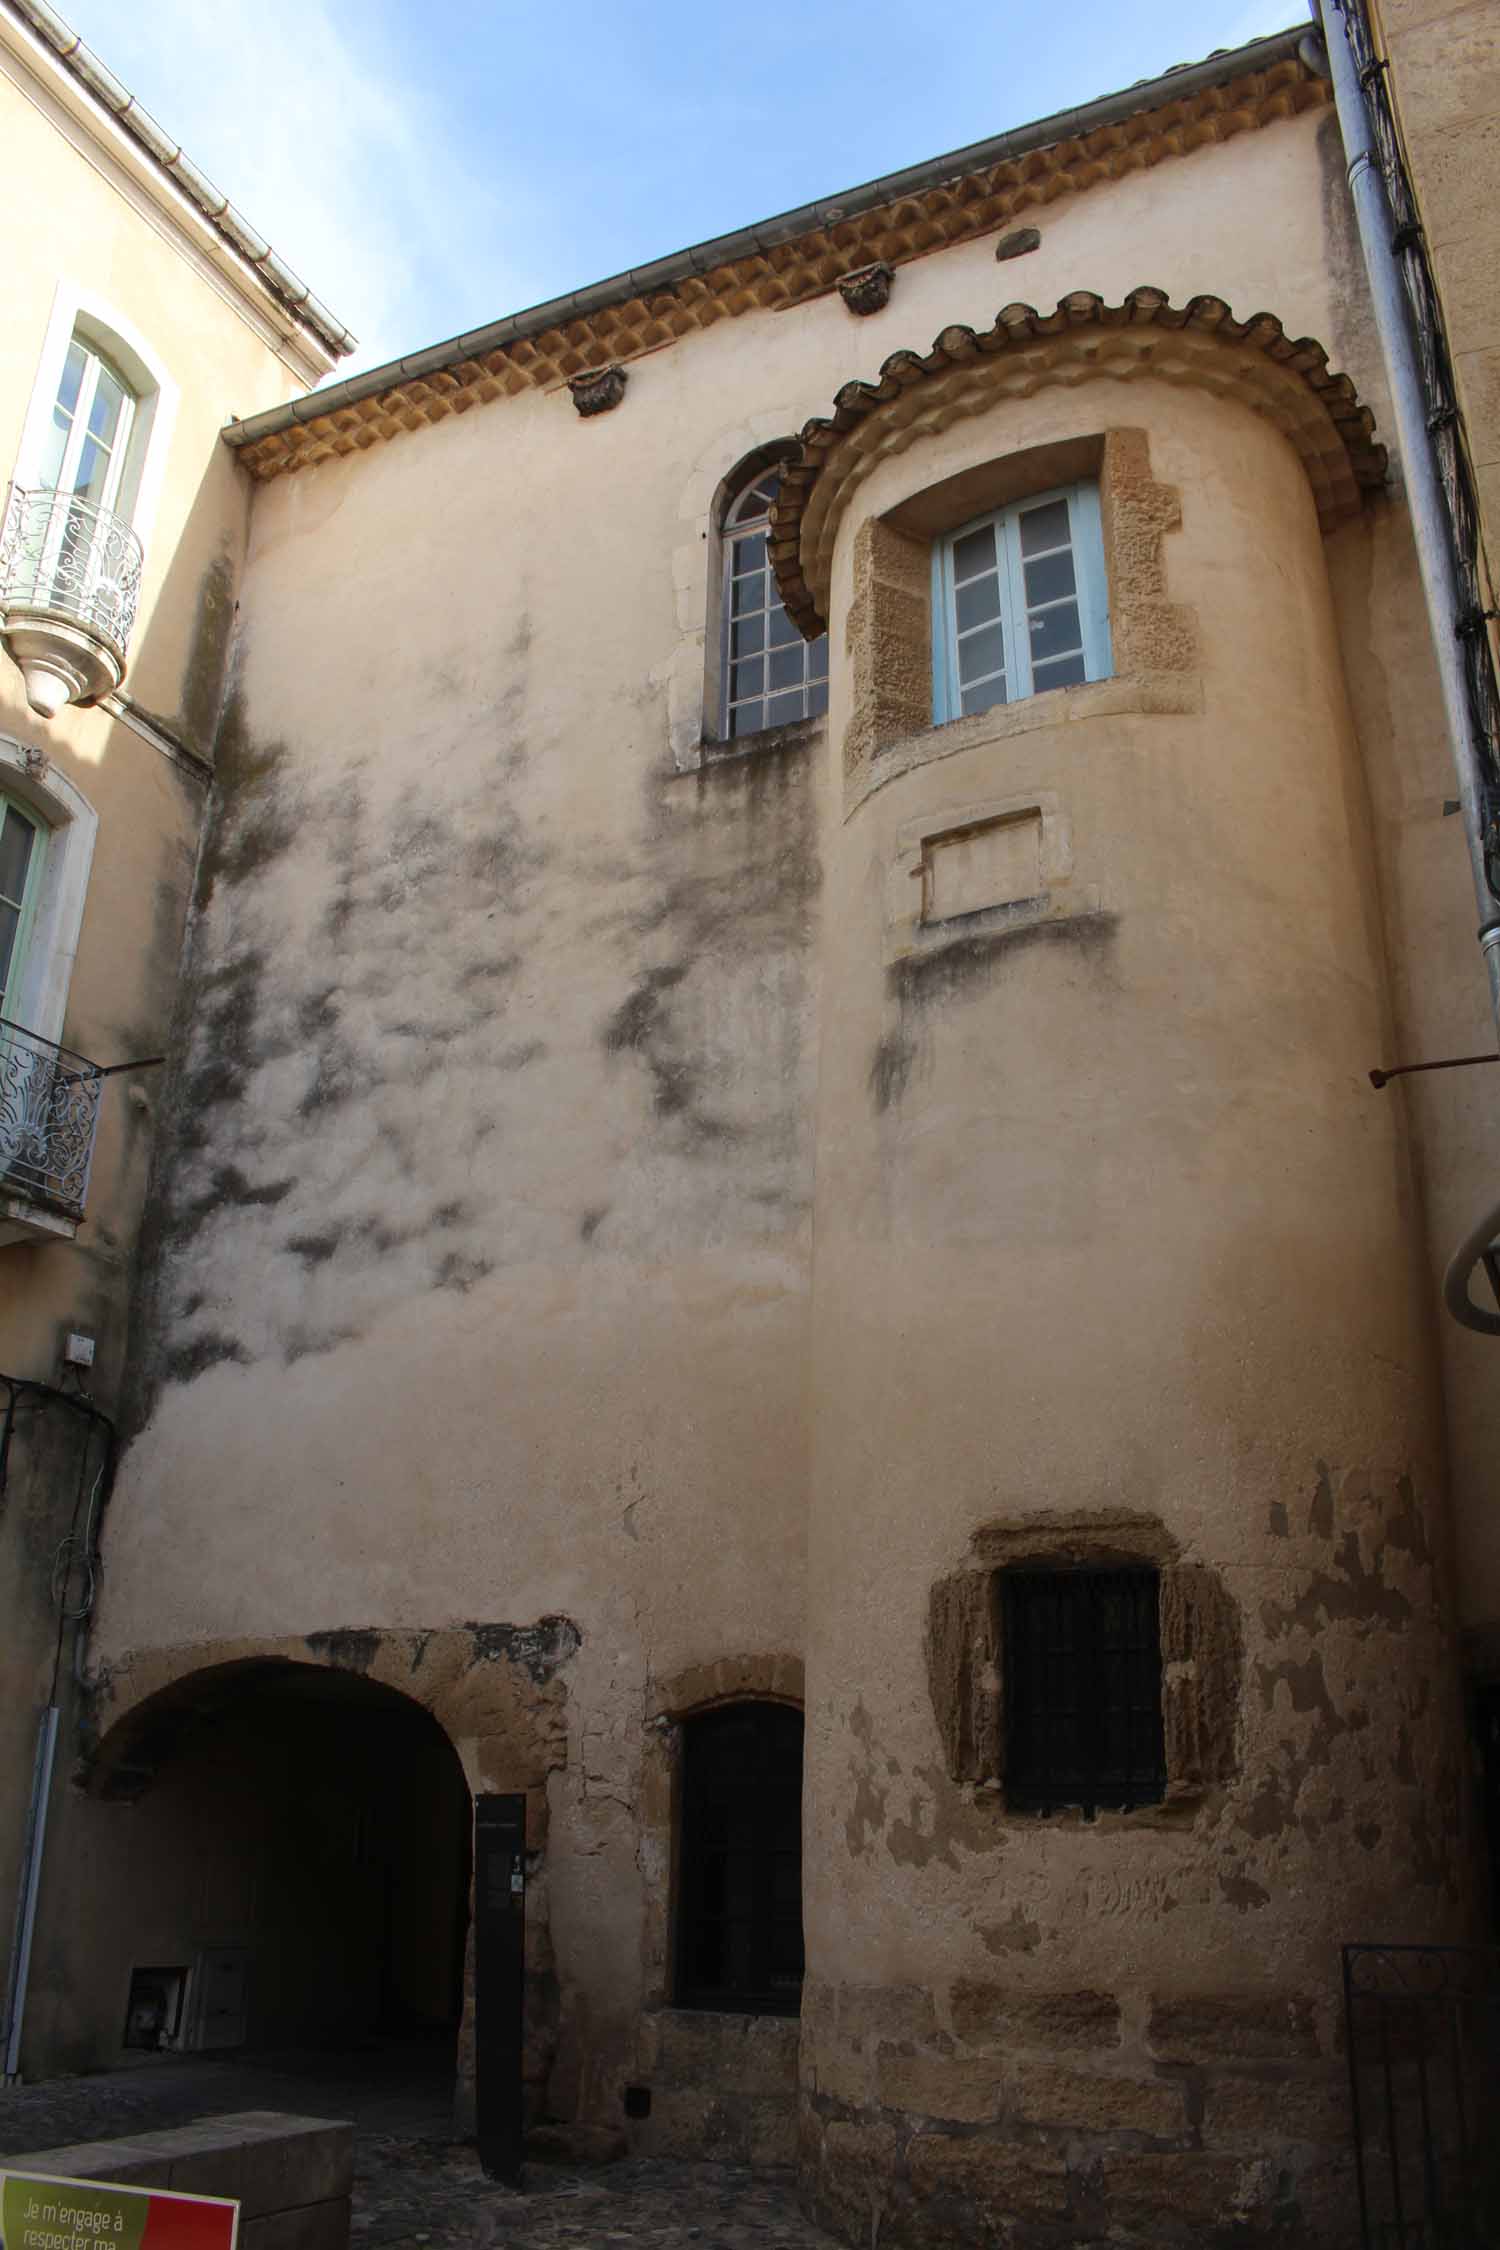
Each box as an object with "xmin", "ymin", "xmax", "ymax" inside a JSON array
[
  {"xmin": 596, "ymin": 735, "xmax": 821, "ymax": 1169},
  {"xmin": 466, "ymin": 1616, "xmax": 583, "ymax": 1683},
  {"xmin": 870, "ymin": 912, "xmax": 1120, "ymax": 1115},
  {"xmin": 127, "ymin": 625, "xmax": 823, "ymax": 1420}
]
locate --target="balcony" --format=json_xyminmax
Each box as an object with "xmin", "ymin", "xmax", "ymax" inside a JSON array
[
  {"xmin": 0, "ymin": 484, "xmax": 143, "ymax": 718},
  {"xmin": 0, "ymin": 1017, "xmax": 104, "ymax": 1247}
]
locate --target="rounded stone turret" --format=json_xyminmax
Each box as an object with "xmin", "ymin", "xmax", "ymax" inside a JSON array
[{"xmin": 781, "ymin": 299, "xmax": 1469, "ymax": 2247}]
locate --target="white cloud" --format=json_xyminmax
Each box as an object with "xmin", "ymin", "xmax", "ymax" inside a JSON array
[{"xmin": 61, "ymin": 0, "xmax": 550, "ymax": 378}]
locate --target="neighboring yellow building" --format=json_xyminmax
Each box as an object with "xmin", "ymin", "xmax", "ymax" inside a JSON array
[
  {"xmin": 0, "ymin": 0, "xmax": 350, "ymax": 2077},
  {"xmin": 5, "ymin": 5, "xmax": 1500, "ymax": 2247}
]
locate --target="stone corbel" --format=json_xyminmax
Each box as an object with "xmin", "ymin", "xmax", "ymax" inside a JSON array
[
  {"xmin": 838, "ymin": 262, "xmax": 894, "ymax": 317},
  {"xmin": 567, "ymin": 364, "xmax": 628, "ymax": 417}
]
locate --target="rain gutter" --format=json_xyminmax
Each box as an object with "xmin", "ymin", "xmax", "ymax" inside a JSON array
[{"xmin": 1317, "ymin": 0, "xmax": 1500, "ymax": 1032}]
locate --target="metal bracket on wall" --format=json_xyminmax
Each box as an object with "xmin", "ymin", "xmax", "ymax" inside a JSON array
[{"xmin": 1368, "ymin": 1052, "xmax": 1499, "ymax": 1089}]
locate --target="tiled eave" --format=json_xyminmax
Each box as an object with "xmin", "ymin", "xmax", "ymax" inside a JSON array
[
  {"xmin": 767, "ymin": 285, "xmax": 1387, "ymax": 636},
  {"xmin": 225, "ymin": 46, "xmax": 1330, "ymax": 484}
]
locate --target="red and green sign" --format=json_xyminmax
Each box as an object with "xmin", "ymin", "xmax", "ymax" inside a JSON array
[{"xmin": 1, "ymin": 2173, "xmax": 238, "ymax": 2250}]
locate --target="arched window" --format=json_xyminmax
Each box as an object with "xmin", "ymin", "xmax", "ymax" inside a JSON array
[
  {"xmin": 721, "ymin": 471, "xmax": 828, "ymax": 741},
  {"xmin": 675, "ymin": 1701, "xmax": 804, "ymax": 2014},
  {"xmin": 39, "ymin": 335, "xmax": 138, "ymax": 515},
  {"xmin": 12, "ymin": 291, "xmax": 176, "ymax": 543}
]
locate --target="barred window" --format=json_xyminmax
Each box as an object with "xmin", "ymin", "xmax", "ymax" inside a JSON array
[
  {"xmin": 676, "ymin": 1702, "xmax": 804, "ymax": 2014},
  {"xmin": 1002, "ymin": 1568, "xmax": 1166, "ymax": 1815},
  {"xmin": 722, "ymin": 472, "xmax": 828, "ymax": 739}
]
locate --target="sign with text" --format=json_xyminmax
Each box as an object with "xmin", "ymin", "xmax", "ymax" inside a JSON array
[{"xmin": 1, "ymin": 2172, "xmax": 238, "ymax": 2250}]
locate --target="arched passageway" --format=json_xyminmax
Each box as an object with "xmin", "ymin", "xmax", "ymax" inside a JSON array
[{"xmin": 76, "ymin": 1659, "xmax": 471, "ymax": 2070}]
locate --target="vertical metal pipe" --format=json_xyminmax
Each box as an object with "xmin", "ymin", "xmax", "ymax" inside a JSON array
[
  {"xmin": 1318, "ymin": 0, "xmax": 1500, "ymax": 1037},
  {"xmin": 2, "ymin": 1706, "xmax": 60, "ymax": 2081}
]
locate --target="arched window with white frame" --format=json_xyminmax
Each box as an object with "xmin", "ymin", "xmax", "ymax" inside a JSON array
[
  {"xmin": 38, "ymin": 335, "xmax": 139, "ymax": 515},
  {"xmin": 3, "ymin": 291, "xmax": 176, "ymax": 715},
  {"xmin": 720, "ymin": 467, "xmax": 828, "ymax": 741}
]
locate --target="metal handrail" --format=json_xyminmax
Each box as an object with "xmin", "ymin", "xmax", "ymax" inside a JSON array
[
  {"xmin": 0, "ymin": 484, "xmax": 143, "ymax": 659},
  {"xmin": 0, "ymin": 1015, "xmax": 104, "ymax": 1223}
]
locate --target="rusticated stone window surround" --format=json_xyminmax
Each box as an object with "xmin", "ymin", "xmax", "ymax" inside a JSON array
[
  {"xmin": 925, "ymin": 1512, "xmax": 1242, "ymax": 1825},
  {"xmin": 841, "ymin": 425, "xmax": 1200, "ymax": 816},
  {"xmin": 638, "ymin": 1653, "xmax": 805, "ymax": 2013}
]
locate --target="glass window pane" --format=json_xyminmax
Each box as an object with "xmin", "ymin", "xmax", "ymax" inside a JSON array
[
  {"xmin": 1031, "ymin": 651, "xmax": 1088, "ymax": 690},
  {"xmin": 808, "ymin": 679, "xmax": 829, "ymax": 717},
  {"xmin": 732, "ymin": 656, "xmax": 764, "ymax": 700},
  {"xmin": 72, "ymin": 437, "xmax": 111, "ymax": 504},
  {"xmin": 767, "ymin": 690, "xmax": 804, "ymax": 726},
  {"xmin": 808, "ymin": 634, "xmax": 828, "ymax": 681},
  {"xmin": 0, "ymin": 899, "xmax": 18, "ymax": 999},
  {"xmin": 0, "ymin": 806, "xmax": 37, "ymax": 908},
  {"xmin": 729, "ymin": 701, "xmax": 763, "ymax": 739},
  {"xmin": 957, "ymin": 621, "xmax": 1005, "ymax": 684},
  {"xmin": 56, "ymin": 340, "xmax": 87, "ymax": 419},
  {"xmin": 960, "ymin": 675, "xmax": 1008, "ymax": 716},
  {"xmin": 1029, "ymin": 601, "xmax": 1083, "ymax": 663},
  {"xmin": 1024, "ymin": 547, "xmax": 1077, "ymax": 607},
  {"xmin": 732, "ymin": 571, "xmax": 766, "ymax": 617},
  {"xmin": 734, "ymin": 529, "xmax": 767, "ymax": 574},
  {"xmin": 768, "ymin": 644, "xmax": 803, "ymax": 692},
  {"xmin": 88, "ymin": 366, "xmax": 127, "ymax": 448},
  {"xmin": 39, "ymin": 409, "xmax": 71, "ymax": 492},
  {"xmin": 1018, "ymin": 498, "xmax": 1071, "ymax": 555},
  {"xmin": 955, "ymin": 574, "xmax": 1001, "ymax": 634},
  {"xmin": 767, "ymin": 603, "xmax": 800, "ymax": 649},
  {"xmin": 732, "ymin": 614, "xmax": 765, "ymax": 659},
  {"xmin": 951, "ymin": 525, "xmax": 997, "ymax": 582}
]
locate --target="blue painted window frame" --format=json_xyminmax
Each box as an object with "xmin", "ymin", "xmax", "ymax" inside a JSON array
[{"xmin": 931, "ymin": 481, "xmax": 1111, "ymax": 726}]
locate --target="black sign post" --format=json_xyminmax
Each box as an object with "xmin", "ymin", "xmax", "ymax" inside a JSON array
[{"xmin": 474, "ymin": 1791, "xmax": 526, "ymax": 2185}]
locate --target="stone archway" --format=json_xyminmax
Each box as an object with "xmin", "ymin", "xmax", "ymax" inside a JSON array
[
  {"xmin": 25, "ymin": 1620, "xmax": 581, "ymax": 2105},
  {"xmin": 67, "ymin": 1658, "xmax": 473, "ymax": 2068}
]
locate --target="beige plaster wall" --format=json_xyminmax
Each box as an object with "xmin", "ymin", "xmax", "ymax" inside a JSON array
[
  {"xmin": 0, "ymin": 35, "xmax": 328, "ymax": 2056},
  {"xmin": 34, "ymin": 91, "xmax": 1493, "ymax": 2238}
]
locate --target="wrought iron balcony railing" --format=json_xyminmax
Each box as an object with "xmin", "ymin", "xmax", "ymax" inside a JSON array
[
  {"xmin": 0, "ymin": 1016, "xmax": 104, "ymax": 1224},
  {"xmin": 0, "ymin": 484, "xmax": 144, "ymax": 715}
]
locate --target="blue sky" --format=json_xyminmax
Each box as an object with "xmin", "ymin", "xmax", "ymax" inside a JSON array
[{"xmin": 61, "ymin": 0, "xmax": 1308, "ymax": 382}]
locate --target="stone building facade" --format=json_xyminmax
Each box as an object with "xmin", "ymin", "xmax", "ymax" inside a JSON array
[{"xmin": 5, "ymin": 6, "xmax": 1500, "ymax": 2247}]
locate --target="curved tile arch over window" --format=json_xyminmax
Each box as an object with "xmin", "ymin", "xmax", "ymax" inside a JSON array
[{"xmin": 767, "ymin": 287, "xmax": 1388, "ymax": 638}]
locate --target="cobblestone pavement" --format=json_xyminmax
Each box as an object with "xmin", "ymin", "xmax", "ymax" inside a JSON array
[{"xmin": 0, "ymin": 2049, "xmax": 834, "ymax": 2250}]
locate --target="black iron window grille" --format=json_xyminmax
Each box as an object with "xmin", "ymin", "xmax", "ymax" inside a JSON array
[
  {"xmin": 1002, "ymin": 1567, "xmax": 1166, "ymax": 1815},
  {"xmin": 675, "ymin": 1702, "xmax": 804, "ymax": 2015},
  {"xmin": 1344, "ymin": 1942, "xmax": 1500, "ymax": 2248}
]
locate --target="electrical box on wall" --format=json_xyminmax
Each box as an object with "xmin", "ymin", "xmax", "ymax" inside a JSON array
[{"xmin": 63, "ymin": 1331, "xmax": 95, "ymax": 1367}]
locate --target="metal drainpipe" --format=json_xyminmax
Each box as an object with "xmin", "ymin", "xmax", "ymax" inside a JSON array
[
  {"xmin": 2, "ymin": 1705, "xmax": 60, "ymax": 2082},
  {"xmin": 1316, "ymin": 0, "xmax": 1500, "ymax": 1035}
]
